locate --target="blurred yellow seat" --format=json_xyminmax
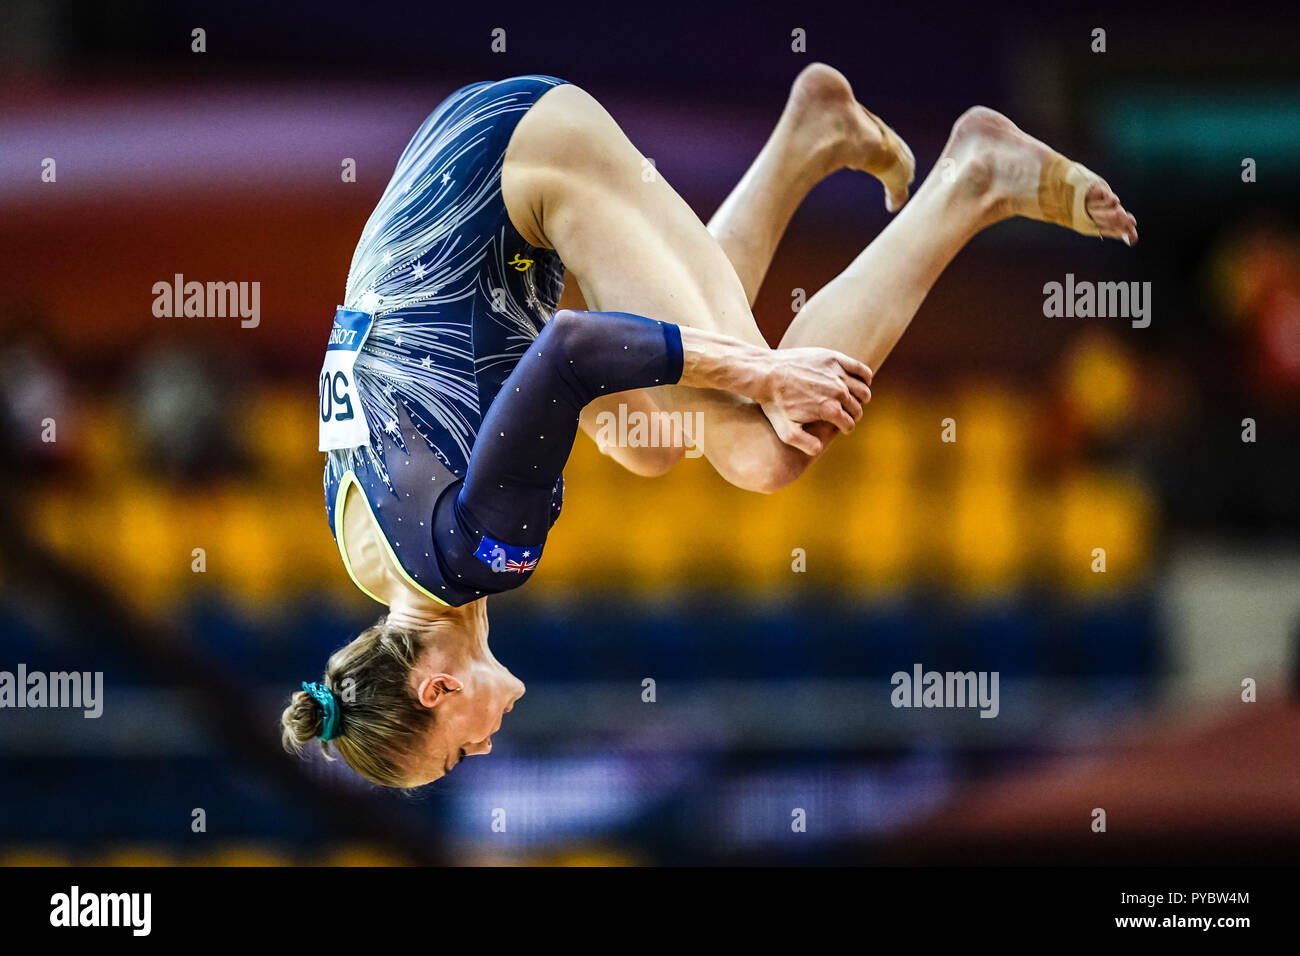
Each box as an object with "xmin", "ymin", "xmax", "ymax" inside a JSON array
[
  {"xmin": 1049, "ymin": 471, "xmax": 1154, "ymax": 592},
  {"xmin": 944, "ymin": 475, "xmax": 1030, "ymax": 596},
  {"xmin": 952, "ymin": 384, "xmax": 1030, "ymax": 482},
  {"xmin": 249, "ymin": 389, "xmax": 320, "ymax": 484}
]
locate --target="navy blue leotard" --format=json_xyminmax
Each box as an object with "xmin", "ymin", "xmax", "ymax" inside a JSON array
[{"xmin": 322, "ymin": 75, "xmax": 684, "ymax": 607}]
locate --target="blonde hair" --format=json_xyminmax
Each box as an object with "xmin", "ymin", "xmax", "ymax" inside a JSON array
[{"xmin": 281, "ymin": 619, "xmax": 433, "ymax": 787}]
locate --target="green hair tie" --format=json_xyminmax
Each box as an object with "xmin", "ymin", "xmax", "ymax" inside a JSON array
[{"xmin": 301, "ymin": 681, "xmax": 343, "ymax": 741}]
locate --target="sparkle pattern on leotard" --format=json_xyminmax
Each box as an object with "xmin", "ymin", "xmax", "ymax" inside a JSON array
[{"xmin": 324, "ymin": 76, "xmax": 567, "ymax": 498}]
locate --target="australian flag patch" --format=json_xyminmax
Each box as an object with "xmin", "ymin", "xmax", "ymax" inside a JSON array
[{"xmin": 473, "ymin": 536, "xmax": 542, "ymax": 574}]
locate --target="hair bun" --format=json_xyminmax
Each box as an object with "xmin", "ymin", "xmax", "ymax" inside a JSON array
[
  {"xmin": 280, "ymin": 689, "xmax": 325, "ymax": 749},
  {"xmin": 301, "ymin": 690, "xmax": 324, "ymax": 718}
]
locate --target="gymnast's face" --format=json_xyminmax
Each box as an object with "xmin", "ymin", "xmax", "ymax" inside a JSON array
[{"xmin": 405, "ymin": 626, "xmax": 526, "ymax": 786}]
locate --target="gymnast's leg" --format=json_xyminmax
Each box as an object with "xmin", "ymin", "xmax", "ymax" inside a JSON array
[
  {"xmin": 504, "ymin": 78, "xmax": 1136, "ymax": 493},
  {"xmin": 570, "ymin": 63, "xmax": 912, "ymax": 476},
  {"xmin": 705, "ymin": 62, "xmax": 914, "ymax": 311},
  {"xmin": 699, "ymin": 69, "xmax": 1137, "ymax": 374}
]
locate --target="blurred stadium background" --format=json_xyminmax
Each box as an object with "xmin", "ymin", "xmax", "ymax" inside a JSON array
[{"xmin": 1, "ymin": 0, "xmax": 1297, "ymax": 865}]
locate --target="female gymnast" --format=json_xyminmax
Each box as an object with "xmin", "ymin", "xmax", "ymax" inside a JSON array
[{"xmin": 283, "ymin": 64, "xmax": 1137, "ymax": 787}]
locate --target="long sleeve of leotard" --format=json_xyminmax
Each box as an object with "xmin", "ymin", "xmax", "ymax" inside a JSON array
[{"xmin": 429, "ymin": 309, "xmax": 683, "ymax": 590}]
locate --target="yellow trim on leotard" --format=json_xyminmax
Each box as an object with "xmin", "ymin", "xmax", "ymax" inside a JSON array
[{"xmin": 333, "ymin": 469, "xmax": 450, "ymax": 607}]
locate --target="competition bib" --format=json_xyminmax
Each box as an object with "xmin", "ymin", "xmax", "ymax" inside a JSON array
[{"xmin": 318, "ymin": 306, "xmax": 375, "ymax": 451}]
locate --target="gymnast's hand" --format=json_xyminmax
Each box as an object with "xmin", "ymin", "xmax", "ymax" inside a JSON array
[
  {"xmin": 758, "ymin": 347, "xmax": 873, "ymax": 457},
  {"xmin": 676, "ymin": 327, "xmax": 872, "ymax": 458}
]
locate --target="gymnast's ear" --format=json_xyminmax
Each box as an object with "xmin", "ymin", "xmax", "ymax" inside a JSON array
[{"xmin": 416, "ymin": 674, "xmax": 463, "ymax": 709}]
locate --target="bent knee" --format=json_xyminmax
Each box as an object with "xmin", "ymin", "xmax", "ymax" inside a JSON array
[
  {"xmin": 721, "ymin": 442, "xmax": 811, "ymax": 494},
  {"xmin": 614, "ymin": 442, "xmax": 684, "ymax": 478}
]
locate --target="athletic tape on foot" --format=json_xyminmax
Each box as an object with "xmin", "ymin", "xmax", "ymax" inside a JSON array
[
  {"xmin": 862, "ymin": 107, "xmax": 914, "ymax": 211},
  {"xmin": 1039, "ymin": 153, "xmax": 1109, "ymax": 237},
  {"xmin": 318, "ymin": 306, "xmax": 376, "ymax": 452}
]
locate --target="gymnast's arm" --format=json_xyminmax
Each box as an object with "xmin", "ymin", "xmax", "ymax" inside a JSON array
[
  {"xmin": 559, "ymin": 276, "xmax": 684, "ymax": 476},
  {"xmin": 575, "ymin": 319, "xmax": 859, "ymax": 476},
  {"xmin": 448, "ymin": 308, "xmax": 807, "ymax": 589},
  {"xmin": 449, "ymin": 308, "xmax": 860, "ymax": 582},
  {"xmin": 547, "ymin": 309, "xmax": 859, "ymax": 423}
]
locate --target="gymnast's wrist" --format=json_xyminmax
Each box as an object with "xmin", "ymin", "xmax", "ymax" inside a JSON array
[
  {"xmin": 745, "ymin": 348, "xmax": 786, "ymax": 404},
  {"xmin": 678, "ymin": 327, "xmax": 769, "ymax": 398}
]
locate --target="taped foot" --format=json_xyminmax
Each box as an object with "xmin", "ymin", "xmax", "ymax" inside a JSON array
[
  {"xmin": 785, "ymin": 63, "xmax": 916, "ymax": 212},
  {"xmin": 1039, "ymin": 152, "xmax": 1138, "ymax": 244},
  {"xmin": 941, "ymin": 106, "xmax": 1138, "ymax": 244},
  {"xmin": 860, "ymin": 106, "xmax": 916, "ymax": 212}
]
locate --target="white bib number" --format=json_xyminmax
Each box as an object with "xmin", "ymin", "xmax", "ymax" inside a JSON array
[{"xmin": 318, "ymin": 306, "xmax": 375, "ymax": 451}]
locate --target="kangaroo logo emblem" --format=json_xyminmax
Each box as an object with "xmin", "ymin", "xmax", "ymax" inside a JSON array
[{"xmin": 507, "ymin": 253, "xmax": 533, "ymax": 272}]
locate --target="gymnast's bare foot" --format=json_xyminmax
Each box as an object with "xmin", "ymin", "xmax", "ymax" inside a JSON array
[
  {"xmin": 781, "ymin": 62, "xmax": 916, "ymax": 212},
  {"xmin": 938, "ymin": 105, "xmax": 1138, "ymax": 244}
]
